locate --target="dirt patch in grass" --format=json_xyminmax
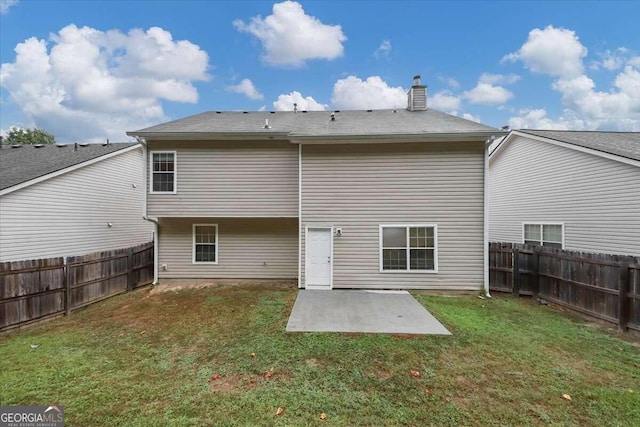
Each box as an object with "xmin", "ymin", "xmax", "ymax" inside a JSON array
[
  {"xmin": 305, "ymin": 358, "xmax": 321, "ymax": 368},
  {"xmin": 150, "ymin": 279, "xmax": 296, "ymax": 294},
  {"xmin": 209, "ymin": 374, "xmax": 249, "ymax": 393},
  {"xmin": 375, "ymin": 369, "xmax": 393, "ymax": 380},
  {"xmin": 391, "ymin": 333, "xmax": 419, "ymax": 340}
]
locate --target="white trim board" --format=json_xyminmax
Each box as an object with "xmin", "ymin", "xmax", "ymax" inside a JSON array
[
  {"xmin": 298, "ymin": 143, "xmax": 302, "ymax": 288},
  {"xmin": 1, "ymin": 144, "xmax": 142, "ymax": 196},
  {"xmin": 490, "ymin": 131, "xmax": 640, "ymax": 168}
]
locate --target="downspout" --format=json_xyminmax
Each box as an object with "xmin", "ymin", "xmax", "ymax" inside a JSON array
[
  {"xmin": 136, "ymin": 136, "xmax": 159, "ymax": 286},
  {"xmin": 483, "ymin": 136, "xmax": 495, "ymax": 298}
]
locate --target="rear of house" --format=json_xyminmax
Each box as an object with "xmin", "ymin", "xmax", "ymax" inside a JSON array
[
  {"xmin": 0, "ymin": 143, "xmax": 153, "ymax": 262},
  {"xmin": 129, "ymin": 76, "xmax": 502, "ymax": 292},
  {"xmin": 146, "ymin": 140, "xmax": 299, "ymax": 280},
  {"xmin": 489, "ymin": 130, "xmax": 640, "ymax": 256}
]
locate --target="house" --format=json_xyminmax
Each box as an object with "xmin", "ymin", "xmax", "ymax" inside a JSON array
[
  {"xmin": 127, "ymin": 76, "xmax": 503, "ymax": 293},
  {"xmin": 0, "ymin": 142, "xmax": 153, "ymax": 262},
  {"xmin": 489, "ymin": 130, "xmax": 640, "ymax": 256}
]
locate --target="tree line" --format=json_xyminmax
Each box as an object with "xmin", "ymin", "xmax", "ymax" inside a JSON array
[{"xmin": 1, "ymin": 128, "xmax": 56, "ymax": 145}]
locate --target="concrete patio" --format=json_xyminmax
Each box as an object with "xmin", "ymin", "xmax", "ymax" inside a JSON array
[{"xmin": 286, "ymin": 290, "xmax": 452, "ymax": 335}]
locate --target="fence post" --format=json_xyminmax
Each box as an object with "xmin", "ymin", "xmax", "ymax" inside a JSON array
[
  {"xmin": 64, "ymin": 258, "xmax": 72, "ymax": 316},
  {"xmin": 531, "ymin": 247, "xmax": 540, "ymax": 299},
  {"xmin": 127, "ymin": 247, "xmax": 134, "ymax": 291},
  {"xmin": 619, "ymin": 264, "xmax": 630, "ymax": 331},
  {"xmin": 513, "ymin": 248, "xmax": 520, "ymax": 297}
]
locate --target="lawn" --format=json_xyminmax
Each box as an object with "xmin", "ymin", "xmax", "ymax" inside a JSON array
[{"xmin": 1, "ymin": 285, "xmax": 638, "ymax": 426}]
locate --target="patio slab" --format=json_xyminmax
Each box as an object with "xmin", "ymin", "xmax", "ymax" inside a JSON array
[{"xmin": 286, "ymin": 290, "xmax": 451, "ymax": 335}]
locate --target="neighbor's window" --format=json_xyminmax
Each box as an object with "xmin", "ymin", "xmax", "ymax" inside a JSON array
[
  {"xmin": 524, "ymin": 223, "xmax": 563, "ymax": 248},
  {"xmin": 150, "ymin": 151, "xmax": 176, "ymax": 193},
  {"xmin": 380, "ymin": 225, "xmax": 437, "ymax": 272},
  {"xmin": 193, "ymin": 224, "xmax": 218, "ymax": 264}
]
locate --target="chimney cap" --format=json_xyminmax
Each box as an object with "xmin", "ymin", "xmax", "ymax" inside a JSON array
[{"xmin": 412, "ymin": 75, "xmax": 422, "ymax": 86}]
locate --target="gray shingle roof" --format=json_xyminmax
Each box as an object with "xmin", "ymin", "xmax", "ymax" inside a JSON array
[
  {"xmin": 519, "ymin": 130, "xmax": 640, "ymax": 162},
  {"xmin": 0, "ymin": 143, "xmax": 138, "ymax": 191},
  {"xmin": 128, "ymin": 109, "xmax": 498, "ymax": 138}
]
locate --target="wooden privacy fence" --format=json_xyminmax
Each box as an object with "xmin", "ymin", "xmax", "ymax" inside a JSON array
[
  {"xmin": 0, "ymin": 242, "xmax": 153, "ymax": 331},
  {"xmin": 489, "ymin": 242, "xmax": 640, "ymax": 332}
]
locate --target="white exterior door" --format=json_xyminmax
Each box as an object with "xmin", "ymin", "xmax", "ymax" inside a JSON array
[{"xmin": 306, "ymin": 227, "xmax": 332, "ymax": 289}]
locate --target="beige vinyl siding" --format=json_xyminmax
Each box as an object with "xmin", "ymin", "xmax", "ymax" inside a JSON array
[
  {"xmin": 147, "ymin": 141, "xmax": 298, "ymax": 217},
  {"xmin": 300, "ymin": 142, "xmax": 485, "ymax": 290},
  {"xmin": 489, "ymin": 135, "xmax": 640, "ymax": 256},
  {"xmin": 158, "ymin": 217, "xmax": 298, "ymax": 279},
  {"xmin": 0, "ymin": 147, "xmax": 152, "ymax": 262}
]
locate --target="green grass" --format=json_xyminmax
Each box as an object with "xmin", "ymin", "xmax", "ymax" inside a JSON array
[{"xmin": 1, "ymin": 286, "xmax": 639, "ymax": 426}]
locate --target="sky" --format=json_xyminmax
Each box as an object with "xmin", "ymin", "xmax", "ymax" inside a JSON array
[{"xmin": 1, "ymin": 0, "xmax": 639, "ymax": 143}]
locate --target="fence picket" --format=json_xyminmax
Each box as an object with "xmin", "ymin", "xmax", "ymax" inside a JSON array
[
  {"xmin": 0, "ymin": 242, "xmax": 153, "ymax": 331},
  {"xmin": 489, "ymin": 242, "xmax": 640, "ymax": 331}
]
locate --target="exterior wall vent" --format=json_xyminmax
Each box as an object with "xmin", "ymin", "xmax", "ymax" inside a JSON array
[{"xmin": 407, "ymin": 74, "xmax": 428, "ymax": 111}]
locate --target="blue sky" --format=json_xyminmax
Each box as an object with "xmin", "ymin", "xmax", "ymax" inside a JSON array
[{"xmin": 1, "ymin": 0, "xmax": 639, "ymax": 142}]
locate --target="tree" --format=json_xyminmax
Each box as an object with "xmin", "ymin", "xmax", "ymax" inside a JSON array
[{"xmin": 1, "ymin": 127, "xmax": 56, "ymax": 145}]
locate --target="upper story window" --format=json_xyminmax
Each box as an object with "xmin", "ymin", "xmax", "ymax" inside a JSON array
[
  {"xmin": 150, "ymin": 151, "xmax": 176, "ymax": 193},
  {"xmin": 380, "ymin": 224, "xmax": 438, "ymax": 272},
  {"xmin": 523, "ymin": 223, "xmax": 563, "ymax": 248}
]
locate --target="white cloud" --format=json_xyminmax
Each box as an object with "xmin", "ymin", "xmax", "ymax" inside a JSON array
[
  {"xmin": 0, "ymin": 0, "xmax": 18, "ymax": 14},
  {"xmin": 464, "ymin": 83, "xmax": 513, "ymax": 106},
  {"xmin": 506, "ymin": 26, "xmax": 640, "ymax": 130},
  {"xmin": 227, "ymin": 78, "xmax": 263, "ymax": 100},
  {"xmin": 589, "ymin": 48, "xmax": 629, "ymax": 71},
  {"xmin": 446, "ymin": 77, "xmax": 460, "ymax": 89},
  {"xmin": 479, "ymin": 73, "xmax": 520, "ymax": 85},
  {"xmin": 331, "ymin": 75, "xmax": 406, "ymax": 110},
  {"xmin": 273, "ymin": 91, "xmax": 327, "ymax": 111},
  {"xmin": 551, "ymin": 67, "xmax": 640, "ymax": 130},
  {"xmin": 374, "ymin": 40, "xmax": 391, "ymax": 60},
  {"xmin": 0, "ymin": 24, "xmax": 209, "ymax": 142},
  {"xmin": 429, "ymin": 91, "xmax": 461, "ymax": 111},
  {"xmin": 462, "ymin": 113, "xmax": 481, "ymax": 123},
  {"xmin": 507, "ymin": 108, "xmax": 585, "ymax": 130},
  {"xmin": 233, "ymin": 1, "xmax": 346, "ymax": 67},
  {"xmin": 503, "ymin": 25, "xmax": 587, "ymax": 78}
]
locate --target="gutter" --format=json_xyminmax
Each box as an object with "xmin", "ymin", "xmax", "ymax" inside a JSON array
[
  {"xmin": 483, "ymin": 136, "xmax": 496, "ymax": 298},
  {"xmin": 290, "ymin": 131, "xmax": 506, "ymax": 144},
  {"xmin": 136, "ymin": 136, "xmax": 159, "ymax": 286},
  {"xmin": 126, "ymin": 130, "xmax": 507, "ymax": 144}
]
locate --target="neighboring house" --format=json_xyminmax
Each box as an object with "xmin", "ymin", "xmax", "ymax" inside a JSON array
[
  {"xmin": 127, "ymin": 76, "xmax": 503, "ymax": 292},
  {"xmin": 0, "ymin": 142, "xmax": 153, "ymax": 262},
  {"xmin": 489, "ymin": 130, "xmax": 640, "ymax": 256}
]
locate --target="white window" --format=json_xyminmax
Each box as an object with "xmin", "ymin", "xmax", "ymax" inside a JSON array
[
  {"xmin": 523, "ymin": 223, "xmax": 563, "ymax": 248},
  {"xmin": 193, "ymin": 224, "xmax": 218, "ymax": 264},
  {"xmin": 150, "ymin": 151, "xmax": 177, "ymax": 193},
  {"xmin": 379, "ymin": 225, "xmax": 438, "ymax": 272}
]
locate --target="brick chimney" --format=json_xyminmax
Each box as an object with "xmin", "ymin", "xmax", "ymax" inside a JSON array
[{"xmin": 407, "ymin": 75, "xmax": 427, "ymax": 111}]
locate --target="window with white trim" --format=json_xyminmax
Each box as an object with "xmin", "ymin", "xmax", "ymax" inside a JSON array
[
  {"xmin": 523, "ymin": 223, "xmax": 563, "ymax": 248},
  {"xmin": 150, "ymin": 151, "xmax": 176, "ymax": 193},
  {"xmin": 380, "ymin": 225, "xmax": 437, "ymax": 272},
  {"xmin": 193, "ymin": 224, "xmax": 218, "ymax": 264}
]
